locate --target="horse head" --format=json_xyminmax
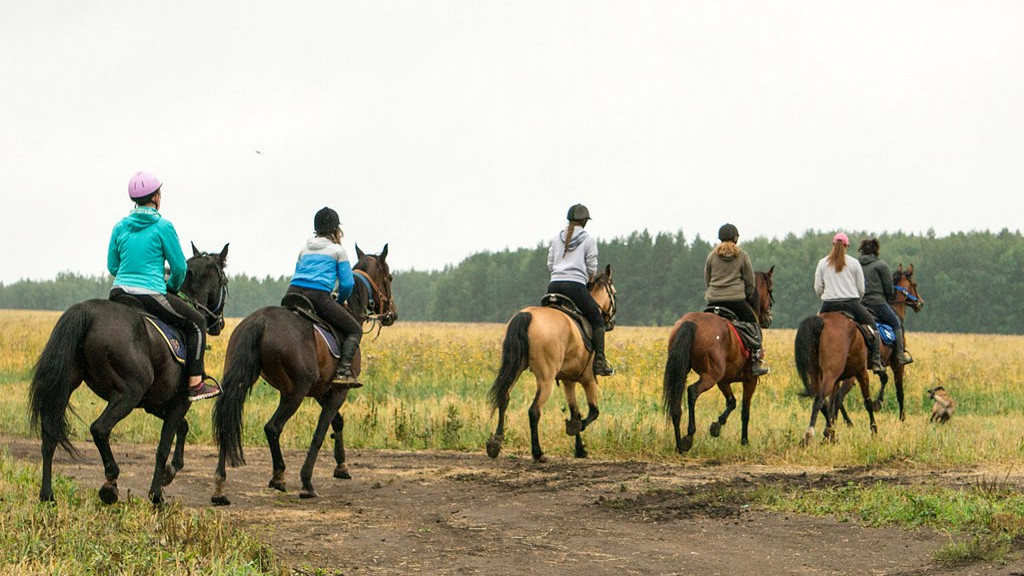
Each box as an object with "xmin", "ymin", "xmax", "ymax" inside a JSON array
[
  {"xmin": 354, "ymin": 243, "xmax": 397, "ymax": 326},
  {"xmin": 589, "ymin": 264, "xmax": 617, "ymax": 331},
  {"xmin": 894, "ymin": 263, "xmax": 923, "ymax": 313},
  {"xmin": 755, "ymin": 265, "xmax": 775, "ymax": 329},
  {"xmin": 184, "ymin": 242, "xmax": 230, "ymax": 335}
]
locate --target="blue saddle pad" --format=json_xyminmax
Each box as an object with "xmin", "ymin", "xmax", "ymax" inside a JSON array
[
  {"xmin": 877, "ymin": 323, "xmax": 896, "ymax": 347},
  {"xmin": 143, "ymin": 316, "xmax": 187, "ymax": 365},
  {"xmin": 313, "ymin": 324, "xmax": 341, "ymax": 358}
]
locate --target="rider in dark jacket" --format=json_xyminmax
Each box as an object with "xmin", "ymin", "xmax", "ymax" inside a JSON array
[{"xmin": 857, "ymin": 238, "xmax": 913, "ymax": 366}]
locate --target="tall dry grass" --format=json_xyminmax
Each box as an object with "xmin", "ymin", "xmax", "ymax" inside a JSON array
[{"xmin": 2, "ymin": 309, "xmax": 1023, "ymax": 467}]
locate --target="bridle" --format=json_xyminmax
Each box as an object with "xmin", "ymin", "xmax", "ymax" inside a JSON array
[
  {"xmin": 180, "ymin": 253, "xmax": 228, "ymax": 334},
  {"xmin": 351, "ymin": 255, "xmax": 396, "ymax": 336},
  {"xmin": 590, "ymin": 275, "xmax": 617, "ymax": 331},
  {"xmin": 893, "ymin": 271, "xmax": 923, "ymax": 312}
]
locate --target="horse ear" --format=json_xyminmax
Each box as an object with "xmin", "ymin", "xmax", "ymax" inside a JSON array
[
  {"xmin": 219, "ymin": 243, "xmax": 229, "ymax": 264},
  {"xmin": 605, "ymin": 264, "xmax": 612, "ymax": 279},
  {"xmin": 908, "ymin": 263, "xmax": 914, "ymax": 274},
  {"xmin": 356, "ymin": 244, "xmax": 365, "ymax": 261},
  {"xmin": 380, "ymin": 243, "xmax": 389, "ymax": 260},
  {"xmin": 768, "ymin": 264, "xmax": 775, "ymax": 276},
  {"xmin": 897, "ymin": 263, "xmax": 903, "ymax": 272},
  {"xmin": 191, "ymin": 241, "xmax": 200, "ymax": 257}
]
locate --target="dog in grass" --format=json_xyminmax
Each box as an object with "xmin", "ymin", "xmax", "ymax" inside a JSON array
[{"xmin": 928, "ymin": 386, "xmax": 956, "ymax": 424}]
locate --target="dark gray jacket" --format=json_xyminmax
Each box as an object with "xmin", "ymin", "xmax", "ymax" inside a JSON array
[{"xmin": 858, "ymin": 254, "xmax": 894, "ymax": 306}]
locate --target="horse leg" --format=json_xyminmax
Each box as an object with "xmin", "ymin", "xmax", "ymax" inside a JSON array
[
  {"xmin": 486, "ymin": 381, "xmax": 511, "ymax": 459},
  {"xmin": 837, "ymin": 379, "xmax": 854, "ymax": 427},
  {"xmin": 709, "ymin": 382, "xmax": 736, "ymax": 438},
  {"xmin": 39, "ymin": 431, "xmax": 59, "ymax": 503},
  {"xmin": 739, "ymin": 378, "xmax": 757, "ymax": 446},
  {"xmin": 329, "ymin": 404, "xmax": 351, "ymax": 479},
  {"xmin": 528, "ymin": 376, "xmax": 554, "ymax": 463},
  {"xmin": 855, "ymin": 372, "xmax": 878, "ymax": 435},
  {"xmin": 894, "ymin": 365, "xmax": 906, "ymax": 421},
  {"xmin": 265, "ymin": 392, "xmax": 305, "ymax": 492},
  {"xmin": 163, "ymin": 419, "xmax": 189, "ymax": 487},
  {"xmin": 562, "ymin": 380, "xmax": 585, "ymax": 437},
  {"xmin": 803, "ymin": 384, "xmax": 825, "ymax": 447},
  {"xmin": 572, "ymin": 377, "xmax": 601, "ymax": 459},
  {"xmin": 148, "ymin": 400, "xmax": 189, "ymax": 505},
  {"xmin": 299, "ymin": 390, "xmax": 347, "ymax": 499},
  {"xmin": 681, "ymin": 373, "xmax": 718, "ymax": 453},
  {"xmin": 91, "ymin": 392, "xmax": 144, "ymax": 504}
]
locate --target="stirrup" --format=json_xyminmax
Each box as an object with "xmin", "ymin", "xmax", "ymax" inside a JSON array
[{"xmin": 331, "ymin": 367, "xmax": 363, "ymax": 389}]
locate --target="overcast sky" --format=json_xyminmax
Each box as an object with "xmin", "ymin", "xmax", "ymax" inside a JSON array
[{"xmin": 2, "ymin": 2, "xmax": 1022, "ymax": 284}]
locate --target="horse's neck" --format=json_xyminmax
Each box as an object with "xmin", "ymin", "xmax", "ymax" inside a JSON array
[
  {"xmin": 346, "ymin": 276, "xmax": 369, "ymax": 323},
  {"xmin": 892, "ymin": 301, "xmax": 907, "ymax": 321}
]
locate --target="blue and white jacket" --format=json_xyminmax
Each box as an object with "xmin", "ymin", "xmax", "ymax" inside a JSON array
[{"xmin": 289, "ymin": 237, "xmax": 355, "ymax": 302}]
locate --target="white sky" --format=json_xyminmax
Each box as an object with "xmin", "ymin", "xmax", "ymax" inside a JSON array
[{"xmin": 1, "ymin": 2, "xmax": 1022, "ymax": 283}]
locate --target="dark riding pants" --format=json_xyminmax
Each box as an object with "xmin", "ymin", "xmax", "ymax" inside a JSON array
[
  {"xmin": 547, "ymin": 280, "xmax": 606, "ymax": 357},
  {"xmin": 110, "ymin": 288, "xmax": 206, "ymax": 377},
  {"xmin": 286, "ymin": 286, "xmax": 362, "ymax": 363},
  {"xmin": 865, "ymin": 302, "xmax": 906, "ymax": 357},
  {"xmin": 707, "ymin": 299, "xmax": 762, "ymax": 353}
]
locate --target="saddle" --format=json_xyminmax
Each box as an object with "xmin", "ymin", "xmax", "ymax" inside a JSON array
[
  {"xmin": 109, "ymin": 293, "xmax": 187, "ymax": 365},
  {"xmin": 280, "ymin": 294, "xmax": 341, "ymax": 359},
  {"xmin": 540, "ymin": 293, "xmax": 594, "ymax": 353},
  {"xmin": 704, "ymin": 306, "xmax": 759, "ymax": 358},
  {"xmin": 824, "ymin": 310, "xmax": 880, "ymax": 348}
]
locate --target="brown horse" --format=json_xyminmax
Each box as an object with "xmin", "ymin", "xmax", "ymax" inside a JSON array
[
  {"xmin": 211, "ymin": 245, "xmax": 396, "ymax": 505},
  {"xmin": 662, "ymin": 268, "xmax": 775, "ymax": 453},
  {"xmin": 486, "ymin": 266, "xmax": 616, "ymax": 462},
  {"xmin": 29, "ymin": 244, "xmax": 230, "ymax": 504},
  {"xmin": 836, "ymin": 263, "xmax": 925, "ymax": 424},
  {"xmin": 794, "ymin": 312, "xmax": 880, "ymax": 444}
]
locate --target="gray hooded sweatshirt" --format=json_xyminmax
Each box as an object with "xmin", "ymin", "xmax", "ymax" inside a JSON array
[{"xmin": 548, "ymin": 227, "xmax": 598, "ymax": 284}]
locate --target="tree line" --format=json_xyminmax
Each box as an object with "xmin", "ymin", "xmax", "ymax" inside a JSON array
[{"xmin": 3, "ymin": 228, "xmax": 1022, "ymax": 334}]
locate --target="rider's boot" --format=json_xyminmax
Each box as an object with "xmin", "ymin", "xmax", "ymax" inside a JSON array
[
  {"xmin": 862, "ymin": 324, "xmax": 886, "ymax": 374},
  {"xmin": 591, "ymin": 325, "xmax": 615, "ymax": 376},
  {"xmin": 188, "ymin": 374, "xmax": 221, "ymax": 402},
  {"xmin": 332, "ymin": 335, "xmax": 363, "ymax": 389},
  {"xmin": 749, "ymin": 323, "xmax": 769, "ymax": 376},
  {"xmin": 892, "ymin": 326, "xmax": 914, "ymax": 365}
]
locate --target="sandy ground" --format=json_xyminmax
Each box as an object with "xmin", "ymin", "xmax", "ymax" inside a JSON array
[{"xmin": 3, "ymin": 434, "xmax": 1023, "ymax": 576}]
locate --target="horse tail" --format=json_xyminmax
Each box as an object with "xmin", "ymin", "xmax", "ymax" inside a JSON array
[
  {"xmin": 213, "ymin": 315, "xmax": 266, "ymax": 467},
  {"xmin": 29, "ymin": 304, "xmax": 92, "ymax": 458},
  {"xmin": 488, "ymin": 312, "xmax": 531, "ymax": 410},
  {"xmin": 794, "ymin": 315, "xmax": 824, "ymax": 397},
  {"xmin": 663, "ymin": 321, "xmax": 696, "ymax": 414}
]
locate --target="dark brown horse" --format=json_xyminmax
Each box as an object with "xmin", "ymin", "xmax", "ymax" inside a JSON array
[
  {"xmin": 794, "ymin": 312, "xmax": 880, "ymax": 444},
  {"xmin": 835, "ymin": 263, "xmax": 925, "ymax": 424},
  {"xmin": 29, "ymin": 244, "xmax": 230, "ymax": 504},
  {"xmin": 486, "ymin": 266, "xmax": 616, "ymax": 462},
  {"xmin": 212, "ymin": 245, "xmax": 396, "ymax": 505},
  {"xmin": 662, "ymin": 268, "xmax": 775, "ymax": 453}
]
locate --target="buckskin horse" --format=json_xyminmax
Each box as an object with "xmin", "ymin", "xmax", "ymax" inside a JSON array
[
  {"xmin": 29, "ymin": 244, "xmax": 230, "ymax": 504},
  {"xmin": 212, "ymin": 245, "xmax": 396, "ymax": 505},
  {"xmin": 794, "ymin": 311, "xmax": 881, "ymax": 445},
  {"xmin": 486, "ymin": 265, "xmax": 616, "ymax": 462},
  {"xmin": 662, "ymin": 268, "xmax": 775, "ymax": 453},
  {"xmin": 834, "ymin": 263, "xmax": 924, "ymax": 425}
]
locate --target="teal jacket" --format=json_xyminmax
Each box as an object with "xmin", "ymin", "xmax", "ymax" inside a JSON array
[{"xmin": 107, "ymin": 207, "xmax": 187, "ymax": 294}]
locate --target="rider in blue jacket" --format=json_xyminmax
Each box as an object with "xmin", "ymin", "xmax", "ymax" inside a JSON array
[
  {"xmin": 285, "ymin": 207, "xmax": 363, "ymax": 387},
  {"xmin": 107, "ymin": 171, "xmax": 220, "ymax": 401}
]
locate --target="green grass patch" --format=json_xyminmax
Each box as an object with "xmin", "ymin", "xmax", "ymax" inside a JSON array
[{"xmin": 0, "ymin": 450, "xmax": 285, "ymax": 575}]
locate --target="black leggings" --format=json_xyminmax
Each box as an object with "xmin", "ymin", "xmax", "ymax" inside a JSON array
[
  {"xmin": 110, "ymin": 288, "xmax": 206, "ymax": 377},
  {"xmin": 820, "ymin": 299, "xmax": 875, "ymax": 325},
  {"xmin": 707, "ymin": 299, "xmax": 758, "ymax": 324},
  {"xmin": 547, "ymin": 280, "xmax": 606, "ymax": 356},
  {"xmin": 287, "ymin": 286, "xmax": 362, "ymax": 343}
]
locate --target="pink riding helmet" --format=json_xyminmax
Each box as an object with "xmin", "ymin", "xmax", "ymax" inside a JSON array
[
  {"xmin": 128, "ymin": 171, "xmax": 162, "ymax": 199},
  {"xmin": 832, "ymin": 232, "xmax": 849, "ymax": 246}
]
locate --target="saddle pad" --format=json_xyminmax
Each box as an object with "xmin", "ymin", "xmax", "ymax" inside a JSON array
[
  {"xmin": 313, "ymin": 324, "xmax": 341, "ymax": 358},
  {"xmin": 540, "ymin": 300, "xmax": 594, "ymax": 353},
  {"xmin": 877, "ymin": 323, "xmax": 896, "ymax": 347},
  {"xmin": 143, "ymin": 316, "xmax": 186, "ymax": 365},
  {"xmin": 726, "ymin": 322, "xmax": 750, "ymax": 359}
]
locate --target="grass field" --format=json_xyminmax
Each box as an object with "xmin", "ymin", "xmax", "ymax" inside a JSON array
[{"xmin": 2, "ymin": 309, "xmax": 1023, "ymax": 468}]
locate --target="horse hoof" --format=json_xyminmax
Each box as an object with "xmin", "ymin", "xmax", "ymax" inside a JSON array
[
  {"xmin": 565, "ymin": 419, "xmax": 583, "ymax": 436},
  {"xmin": 333, "ymin": 466, "xmax": 352, "ymax": 480},
  {"xmin": 533, "ymin": 454, "xmax": 548, "ymax": 464},
  {"xmin": 575, "ymin": 448, "xmax": 589, "ymax": 459},
  {"xmin": 299, "ymin": 488, "xmax": 318, "ymax": 499},
  {"xmin": 679, "ymin": 436, "xmax": 693, "ymax": 453},
  {"xmin": 211, "ymin": 494, "xmax": 231, "ymax": 506},
  {"xmin": 870, "ymin": 424, "xmax": 878, "ymax": 435},
  {"xmin": 485, "ymin": 438, "xmax": 502, "ymax": 459},
  {"xmin": 268, "ymin": 480, "xmax": 287, "ymax": 492},
  {"xmin": 161, "ymin": 465, "xmax": 178, "ymax": 487},
  {"xmin": 709, "ymin": 422, "xmax": 722, "ymax": 437},
  {"xmin": 741, "ymin": 437, "xmax": 749, "ymax": 446},
  {"xmin": 872, "ymin": 400, "xmax": 883, "ymax": 412},
  {"xmin": 99, "ymin": 483, "xmax": 119, "ymax": 505},
  {"xmin": 150, "ymin": 493, "xmax": 165, "ymax": 507},
  {"xmin": 899, "ymin": 412, "xmax": 906, "ymax": 422}
]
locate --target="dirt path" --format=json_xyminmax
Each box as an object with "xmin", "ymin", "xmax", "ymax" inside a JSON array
[{"xmin": 3, "ymin": 435, "xmax": 1022, "ymax": 576}]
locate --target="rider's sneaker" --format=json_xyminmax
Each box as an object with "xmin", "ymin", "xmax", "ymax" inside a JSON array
[
  {"xmin": 750, "ymin": 360, "xmax": 770, "ymax": 376},
  {"xmin": 593, "ymin": 356, "xmax": 615, "ymax": 377},
  {"xmin": 331, "ymin": 366, "xmax": 363, "ymax": 389},
  {"xmin": 188, "ymin": 376, "xmax": 221, "ymax": 402}
]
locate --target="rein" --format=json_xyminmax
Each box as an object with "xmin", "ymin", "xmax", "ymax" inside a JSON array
[{"xmin": 352, "ymin": 267, "xmax": 393, "ymax": 338}]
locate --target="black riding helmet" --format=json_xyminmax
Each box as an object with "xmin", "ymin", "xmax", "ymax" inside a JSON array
[
  {"xmin": 314, "ymin": 207, "xmax": 341, "ymax": 234},
  {"xmin": 718, "ymin": 223, "xmax": 739, "ymax": 242},
  {"xmin": 567, "ymin": 203, "xmax": 591, "ymax": 222}
]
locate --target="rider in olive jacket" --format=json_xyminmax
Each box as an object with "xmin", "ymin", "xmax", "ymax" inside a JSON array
[{"xmin": 857, "ymin": 238, "xmax": 913, "ymax": 366}]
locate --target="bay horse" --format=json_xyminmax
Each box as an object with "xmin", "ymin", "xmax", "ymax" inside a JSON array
[
  {"xmin": 662, "ymin": 268, "xmax": 775, "ymax": 453},
  {"xmin": 835, "ymin": 263, "xmax": 925, "ymax": 425},
  {"xmin": 212, "ymin": 244, "xmax": 396, "ymax": 505},
  {"xmin": 794, "ymin": 311, "xmax": 881, "ymax": 445},
  {"xmin": 486, "ymin": 265, "xmax": 616, "ymax": 462},
  {"xmin": 29, "ymin": 243, "xmax": 230, "ymax": 504}
]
